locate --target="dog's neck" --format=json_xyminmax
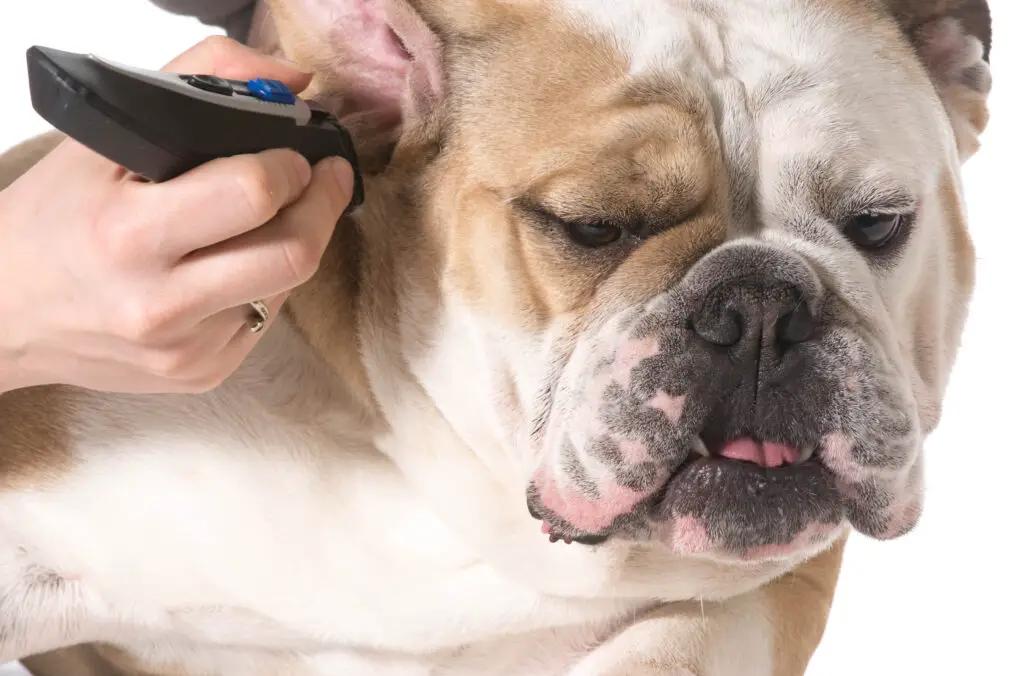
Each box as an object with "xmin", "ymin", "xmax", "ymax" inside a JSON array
[{"xmin": 285, "ymin": 121, "xmax": 450, "ymax": 420}]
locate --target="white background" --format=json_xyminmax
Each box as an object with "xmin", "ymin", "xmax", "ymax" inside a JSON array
[{"xmin": 0, "ymin": 1, "xmax": 1020, "ymax": 674}]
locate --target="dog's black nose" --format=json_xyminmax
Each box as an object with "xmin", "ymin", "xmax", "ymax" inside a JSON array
[
  {"xmin": 691, "ymin": 277, "xmax": 818, "ymax": 356},
  {"xmin": 669, "ymin": 244, "xmax": 826, "ymax": 445}
]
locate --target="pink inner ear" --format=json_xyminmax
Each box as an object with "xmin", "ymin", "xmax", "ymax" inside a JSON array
[
  {"xmin": 917, "ymin": 17, "xmax": 985, "ymax": 83},
  {"xmin": 293, "ymin": 0, "xmax": 443, "ymax": 123}
]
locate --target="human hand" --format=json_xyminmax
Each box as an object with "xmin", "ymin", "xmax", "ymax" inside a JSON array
[{"xmin": 0, "ymin": 36, "xmax": 354, "ymax": 394}]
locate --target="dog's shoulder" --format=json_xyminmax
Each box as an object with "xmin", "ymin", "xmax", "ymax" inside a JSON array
[
  {"xmin": 0, "ymin": 131, "xmax": 65, "ymax": 191},
  {"xmin": 0, "ymin": 320, "xmax": 387, "ymax": 660}
]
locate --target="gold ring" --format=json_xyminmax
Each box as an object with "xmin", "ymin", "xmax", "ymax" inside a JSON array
[{"xmin": 247, "ymin": 299, "xmax": 270, "ymax": 334}]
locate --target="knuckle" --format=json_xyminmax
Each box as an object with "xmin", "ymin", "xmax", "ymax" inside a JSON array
[
  {"xmin": 144, "ymin": 345, "xmax": 201, "ymax": 381},
  {"xmin": 279, "ymin": 236, "xmax": 323, "ymax": 286},
  {"xmin": 118, "ymin": 294, "xmax": 175, "ymax": 343},
  {"xmin": 231, "ymin": 158, "xmax": 280, "ymax": 224},
  {"xmin": 197, "ymin": 35, "xmax": 236, "ymax": 62},
  {"xmin": 322, "ymin": 159, "xmax": 353, "ymax": 212},
  {"xmin": 92, "ymin": 209, "xmax": 156, "ymax": 267}
]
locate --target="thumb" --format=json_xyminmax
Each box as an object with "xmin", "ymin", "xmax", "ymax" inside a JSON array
[{"xmin": 160, "ymin": 35, "xmax": 312, "ymax": 93}]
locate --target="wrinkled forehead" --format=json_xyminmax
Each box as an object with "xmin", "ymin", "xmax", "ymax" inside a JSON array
[{"xmin": 461, "ymin": 0, "xmax": 955, "ymax": 198}]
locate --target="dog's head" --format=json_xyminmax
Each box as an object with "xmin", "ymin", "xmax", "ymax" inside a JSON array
[{"xmin": 263, "ymin": 0, "xmax": 991, "ymax": 565}]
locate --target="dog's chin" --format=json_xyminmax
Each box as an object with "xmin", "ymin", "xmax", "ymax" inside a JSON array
[{"xmin": 652, "ymin": 444, "xmax": 845, "ymax": 563}]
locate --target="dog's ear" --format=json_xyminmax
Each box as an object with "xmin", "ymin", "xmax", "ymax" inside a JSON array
[
  {"xmin": 258, "ymin": 0, "xmax": 452, "ymax": 171},
  {"xmin": 882, "ymin": 0, "xmax": 993, "ymax": 161}
]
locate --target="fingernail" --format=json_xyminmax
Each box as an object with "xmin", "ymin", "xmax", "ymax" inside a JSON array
[{"xmin": 330, "ymin": 157, "xmax": 353, "ymax": 191}]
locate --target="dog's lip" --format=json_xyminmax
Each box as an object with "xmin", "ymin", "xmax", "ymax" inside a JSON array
[
  {"xmin": 664, "ymin": 437, "xmax": 822, "ymax": 498},
  {"xmin": 533, "ymin": 436, "xmax": 824, "ymax": 547},
  {"xmin": 649, "ymin": 435, "xmax": 826, "ymax": 523},
  {"xmin": 540, "ymin": 519, "xmax": 609, "ymax": 545},
  {"xmin": 693, "ymin": 433, "xmax": 817, "ymax": 468},
  {"xmin": 654, "ymin": 451, "xmax": 843, "ymax": 557}
]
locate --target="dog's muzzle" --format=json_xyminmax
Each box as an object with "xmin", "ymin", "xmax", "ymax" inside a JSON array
[{"xmin": 527, "ymin": 242, "xmax": 923, "ymax": 561}]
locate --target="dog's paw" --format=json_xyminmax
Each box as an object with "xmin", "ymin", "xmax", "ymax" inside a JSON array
[
  {"xmin": 567, "ymin": 592, "xmax": 776, "ymax": 676},
  {"xmin": 570, "ymin": 662, "xmax": 698, "ymax": 676},
  {"xmin": 573, "ymin": 667, "xmax": 697, "ymax": 676},
  {"xmin": 564, "ymin": 602, "xmax": 713, "ymax": 676}
]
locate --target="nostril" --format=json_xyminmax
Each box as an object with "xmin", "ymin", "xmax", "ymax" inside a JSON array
[
  {"xmin": 693, "ymin": 304, "xmax": 744, "ymax": 347},
  {"xmin": 776, "ymin": 300, "xmax": 815, "ymax": 344}
]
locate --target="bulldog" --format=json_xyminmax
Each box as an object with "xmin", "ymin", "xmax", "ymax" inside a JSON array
[{"xmin": 0, "ymin": 0, "xmax": 993, "ymax": 674}]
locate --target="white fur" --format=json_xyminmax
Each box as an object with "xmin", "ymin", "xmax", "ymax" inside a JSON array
[{"xmin": 563, "ymin": 0, "xmax": 827, "ymax": 77}]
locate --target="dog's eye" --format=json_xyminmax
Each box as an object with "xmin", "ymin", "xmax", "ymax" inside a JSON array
[
  {"xmin": 520, "ymin": 202, "xmax": 626, "ymax": 248},
  {"xmin": 563, "ymin": 221, "xmax": 624, "ymax": 248},
  {"xmin": 843, "ymin": 213, "xmax": 904, "ymax": 250}
]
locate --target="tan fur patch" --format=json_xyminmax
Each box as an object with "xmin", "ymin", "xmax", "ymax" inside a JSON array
[
  {"xmin": 942, "ymin": 177, "xmax": 976, "ymax": 300},
  {"xmin": 940, "ymin": 171, "xmax": 977, "ymax": 359},
  {"xmin": 280, "ymin": 218, "xmax": 381, "ymax": 422},
  {"xmin": 0, "ymin": 386, "xmax": 73, "ymax": 491},
  {"xmin": 768, "ymin": 534, "xmax": 849, "ymax": 676},
  {"xmin": 418, "ymin": 4, "xmax": 728, "ymax": 332},
  {"xmin": 22, "ymin": 644, "xmax": 153, "ymax": 676},
  {"xmin": 22, "ymin": 643, "xmax": 209, "ymax": 676},
  {"xmin": 0, "ymin": 131, "xmax": 64, "ymax": 191}
]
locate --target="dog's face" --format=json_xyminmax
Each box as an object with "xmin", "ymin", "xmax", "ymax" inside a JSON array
[{"xmin": 266, "ymin": 0, "xmax": 991, "ymax": 564}]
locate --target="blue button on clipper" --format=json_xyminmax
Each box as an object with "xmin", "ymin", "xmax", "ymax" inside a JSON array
[{"xmin": 246, "ymin": 78, "xmax": 296, "ymax": 105}]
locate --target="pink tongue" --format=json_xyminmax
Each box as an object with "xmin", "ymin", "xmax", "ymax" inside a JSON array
[{"xmin": 718, "ymin": 438, "xmax": 801, "ymax": 468}]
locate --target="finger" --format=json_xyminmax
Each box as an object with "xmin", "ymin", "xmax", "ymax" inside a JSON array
[
  {"xmin": 136, "ymin": 148, "xmax": 312, "ymax": 258},
  {"xmin": 68, "ymin": 361, "xmax": 230, "ymax": 394},
  {"xmin": 147, "ymin": 291, "xmax": 290, "ymax": 389},
  {"xmin": 169, "ymin": 157, "xmax": 353, "ymax": 320},
  {"xmin": 135, "ymin": 297, "xmax": 275, "ymax": 382},
  {"xmin": 86, "ymin": 292, "xmax": 289, "ymax": 393},
  {"xmin": 183, "ymin": 289, "xmax": 289, "ymax": 364},
  {"xmin": 192, "ymin": 291, "xmax": 290, "ymax": 375},
  {"xmin": 41, "ymin": 355, "xmax": 199, "ymax": 394},
  {"xmin": 161, "ymin": 35, "xmax": 312, "ymax": 93}
]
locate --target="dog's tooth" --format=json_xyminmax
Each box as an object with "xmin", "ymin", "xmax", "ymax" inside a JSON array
[
  {"xmin": 799, "ymin": 444, "xmax": 816, "ymax": 463},
  {"xmin": 691, "ymin": 436, "xmax": 710, "ymax": 457}
]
